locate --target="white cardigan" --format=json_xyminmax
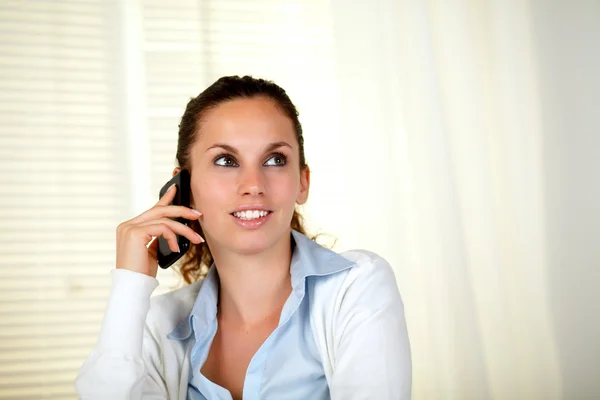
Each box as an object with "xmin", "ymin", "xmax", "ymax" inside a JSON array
[{"xmin": 75, "ymin": 242, "xmax": 411, "ymax": 399}]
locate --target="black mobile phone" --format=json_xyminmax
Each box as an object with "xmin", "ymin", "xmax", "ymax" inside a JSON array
[{"xmin": 157, "ymin": 169, "xmax": 191, "ymax": 269}]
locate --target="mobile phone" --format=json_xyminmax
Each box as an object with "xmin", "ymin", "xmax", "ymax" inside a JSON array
[{"xmin": 157, "ymin": 169, "xmax": 191, "ymax": 269}]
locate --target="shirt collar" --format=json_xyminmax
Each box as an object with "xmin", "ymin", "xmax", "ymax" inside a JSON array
[
  {"xmin": 288, "ymin": 229, "xmax": 354, "ymax": 295},
  {"xmin": 167, "ymin": 266, "xmax": 219, "ymax": 341},
  {"xmin": 168, "ymin": 229, "xmax": 355, "ymax": 341}
]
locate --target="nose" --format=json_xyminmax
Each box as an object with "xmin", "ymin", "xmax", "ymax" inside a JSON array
[{"xmin": 238, "ymin": 166, "xmax": 265, "ymax": 197}]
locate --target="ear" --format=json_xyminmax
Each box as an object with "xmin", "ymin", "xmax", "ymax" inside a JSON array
[
  {"xmin": 172, "ymin": 167, "xmax": 181, "ymax": 177},
  {"xmin": 296, "ymin": 166, "xmax": 310, "ymax": 205}
]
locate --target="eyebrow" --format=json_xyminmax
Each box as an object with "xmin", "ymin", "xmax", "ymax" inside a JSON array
[{"xmin": 206, "ymin": 141, "xmax": 292, "ymax": 154}]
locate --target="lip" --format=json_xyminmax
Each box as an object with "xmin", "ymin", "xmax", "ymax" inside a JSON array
[
  {"xmin": 230, "ymin": 209, "xmax": 273, "ymax": 230},
  {"xmin": 230, "ymin": 204, "xmax": 272, "ymax": 213}
]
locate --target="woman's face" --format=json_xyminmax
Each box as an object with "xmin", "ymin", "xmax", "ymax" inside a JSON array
[{"xmin": 186, "ymin": 96, "xmax": 309, "ymax": 255}]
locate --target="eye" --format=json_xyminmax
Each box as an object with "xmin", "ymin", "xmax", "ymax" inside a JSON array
[
  {"xmin": 264, "ymin": 153, "xmax": 287, "ymax": 167},
  {"xmin": 214, "ymin": 154, "xmax": 238, "ymax": 167}
]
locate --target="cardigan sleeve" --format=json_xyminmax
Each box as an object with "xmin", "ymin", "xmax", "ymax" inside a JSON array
[
  {"xmin": 329, "ymin": 251, "xmax": 412, "ymax": 400},
  {"xmin": 74, "ymin": 269, "xmax": 169, "ymax": 399}
]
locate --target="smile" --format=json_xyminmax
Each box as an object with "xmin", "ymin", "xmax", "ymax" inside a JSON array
[{"xmin": 232, "ymin": 210, "xmax": 272, "ymax": 220}]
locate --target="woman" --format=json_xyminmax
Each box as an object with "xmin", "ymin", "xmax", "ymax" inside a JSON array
[{"xmin": 75, "ymin": 76, "xmax": 411, "ymax": 399}]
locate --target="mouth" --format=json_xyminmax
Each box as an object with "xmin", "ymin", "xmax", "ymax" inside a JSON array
[
  {"xmin": 230, "ymin": 207, "xmax": 274, "ymax": 230},
  {"xmin": 230, "ymin": 209, "xmax": 272, "ymax": 221}
]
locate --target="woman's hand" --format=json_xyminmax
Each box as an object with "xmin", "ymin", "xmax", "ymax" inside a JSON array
[{"xmin": 115, "ymin": 184, "xmax": 204, "ymax": 278}]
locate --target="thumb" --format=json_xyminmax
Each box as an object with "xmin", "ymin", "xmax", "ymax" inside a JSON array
[{"xmin": 147, "ymin": 237, "xmax": 159, "ymax": 261}]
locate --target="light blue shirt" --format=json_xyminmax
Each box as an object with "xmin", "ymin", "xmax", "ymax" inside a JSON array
[
  {"xmin": 167, "ymin": 231, "xmax": 355, "ymax": 400},
  {"xmin": 76, "ymin": 230, "xmax": 411, "ymax": 399}
]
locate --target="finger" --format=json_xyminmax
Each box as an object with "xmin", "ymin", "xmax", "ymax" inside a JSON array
[
  {"xmin": 131, "ymin": 204, "xmax": 202, "ymax": 225},
  {"xmin": 140, "ymin": 218, "xmax": 204, "ymax": 244},
  {"xmin": 153, "ymin": 205, "xmax": 202, "ymax": 220},
  {"xmin": 147, "ymin": 236, "xmax": 159, "ymax": 260},
  {"xmin": 140, "ymin": 223, "xmax": 181, "ymax": 253},
  {"xmin": 155, "ymin": 183, "xmax": 177, "ymax": 207}
]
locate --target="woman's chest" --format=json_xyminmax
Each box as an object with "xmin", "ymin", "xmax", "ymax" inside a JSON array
[
  {"xmin": 187, "ymin": 299, "xmax": 330, "ymax": 400},
  {"xmin": 201, "ymin": 321, "xmax": 277, "ymax": 399}
]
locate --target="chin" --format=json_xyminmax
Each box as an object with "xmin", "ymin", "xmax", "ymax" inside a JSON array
[{"xmin": 228, "ymin": 228, "xmax": 283, "ymax": 255}]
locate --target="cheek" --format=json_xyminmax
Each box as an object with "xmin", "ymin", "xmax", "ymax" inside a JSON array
[
  {"xmin": 268, "ymin": 172, "xmax": 300, "ymax": 203},
  {"xmin": 192, "ymin": 175, "xmax": 233, "ymax": 211}
]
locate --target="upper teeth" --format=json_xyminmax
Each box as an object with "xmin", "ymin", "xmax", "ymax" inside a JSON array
[{"xmin": 233, "ymin": 210, "xmax": 269, "ymax": 220}]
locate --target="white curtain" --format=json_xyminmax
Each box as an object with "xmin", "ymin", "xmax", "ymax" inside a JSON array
[
  {"xmin": 326, "ymin": 0, "xmax": 599, "ymax": 399},
  {"xmin": 1, "ymin": 0, "xmax": 598, "ymax": 399}
]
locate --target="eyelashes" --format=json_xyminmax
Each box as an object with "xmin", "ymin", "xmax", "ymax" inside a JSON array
[
  {"xmin": 264, "ymin": 153, "xmax": 287, "ymax": 167},
  {"xmin": 213, "ymin": 152, "xmax": 288, "ymax": 168},
  {"xmin": 213, "ymin": 154, "xmax": 238, "ymax": 167}
]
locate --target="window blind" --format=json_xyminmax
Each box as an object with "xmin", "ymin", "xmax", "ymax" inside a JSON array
[
  {"xmin": 0, "ymin": 0, "xmax": 337, "ymax": 397},
  {"xmin": 0, "ymin": 1, "xmax": 124, "ymax": 398}
]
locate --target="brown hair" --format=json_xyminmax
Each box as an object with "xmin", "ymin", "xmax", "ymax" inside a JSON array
[{"xmin": 175, "ymin": 75, "xmax": 310, "ymax": 284}]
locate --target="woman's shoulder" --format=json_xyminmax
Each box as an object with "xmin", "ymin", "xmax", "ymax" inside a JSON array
[
  {"xmin": 312, "ymin": 249, "xmax": 402, "ymax": 311},
  {"xmin": 308, "ymin": 249, "xmax": 406, "ymax": 371},
  {"xmin": 338, "ymin": 249, "xmax": 398, "ymax": 287},
  {"xmin": 339, "ymin": 248, "xmax": 391, "ymax": 268}
]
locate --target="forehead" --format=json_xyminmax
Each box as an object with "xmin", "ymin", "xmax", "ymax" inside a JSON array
[{"xmin": 196, "ymin": 97, "xmax": 297, "ymax": 147}]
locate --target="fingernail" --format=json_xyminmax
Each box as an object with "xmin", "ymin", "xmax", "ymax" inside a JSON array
[
  {"xmin": 196, "ymin": 233, "xmax": 205, "ymax": 242},
  {"xmin": 192, "ymin": 209, "xmax": 202, "ymax": 215},
  {"xmin": 168, "ymin": 183, "xmax": 176, "ymax": 191},
  {"xmin": 175, "ymin": 243, "xmax": 181, "ymax": 253}
]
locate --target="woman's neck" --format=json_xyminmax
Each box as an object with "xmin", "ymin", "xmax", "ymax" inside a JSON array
[{"xmin": 211, "ymin": 233, "xmax": 293, "ymax": 327}]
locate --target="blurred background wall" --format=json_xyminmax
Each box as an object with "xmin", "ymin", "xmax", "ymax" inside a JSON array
[{"xmin": 0, "ymin": 0, "xmax": 598, "ymax": 399}]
